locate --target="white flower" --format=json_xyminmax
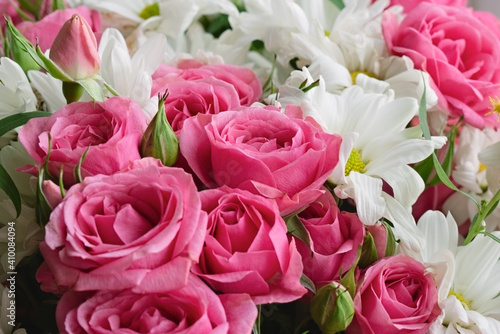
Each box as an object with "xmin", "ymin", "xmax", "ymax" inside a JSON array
[
  {"xmin": 0, "ymin": 284, "xmax": 27, "ymax": 334},
  {"xmin": 442, "ymin": 125, "xmax": 500, "ymax": 231},
  {"xmin": 27, "ymin": 71, "xmax": 65, "ymax": 113},
  {"xmin": 98, "ymin": 28, "xmax": 165, "ymax": 118},
  {"xmin": 278, "ymin": 69, "xmax": 445, "ymax": 226},
  {"xmin": 412, "ymin": 211, "xmax": 500, "ymax": 334}
]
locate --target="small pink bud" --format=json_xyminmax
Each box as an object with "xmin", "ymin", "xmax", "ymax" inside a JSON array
[{"xmin": 49, "ymin": 14, "xmax": 100, "ymax": 80}]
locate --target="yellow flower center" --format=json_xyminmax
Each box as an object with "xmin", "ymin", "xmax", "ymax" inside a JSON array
[
  {"xmin": 139, "ymin": 3, "xmax": 160, "ymax": 20},
  {"xmin": 345, "ymin": 148, "xmax": 366, "ymax": 176},
  {"xmin": 350, "ymin": 70, "xmax": 376, "ymax": 85},
  {"xmin": 486, "ymin": 95, "xmax": 500, "ymax": 121},
  {"xmin": 324, "ymin": 30, "xmax": 331, "ymax": 37},
  {"xmin": 448, "ymin": 290, "xmax": 472, "ymax": 310},
  {"xmin": 478, "ymin": 163, "xmax": 488, "ymax": 173}
]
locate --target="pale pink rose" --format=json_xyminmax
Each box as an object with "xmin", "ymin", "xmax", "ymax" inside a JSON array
[
  {"xmin": 194, "ymin": 186, "xmax": 307, "ymax": 304},
  {"xmin": 179, "ymin": 106, "xmax": 342, "ymax": 215},
  {"xmin": 36, "ymin": 158, "xmax": 207, "ymax": 293},
  {"xmin": 379, "ymin": 0, "xmax": 466, "ymax": 12},
  {"xmin": 294, "ymin": 190, "xmax": 365, "ymax": 288},
  {"xmin": 152, "ymin": 60, "xmax": 262, "ymax": 106},
  {"xmin": 347, "ymin": 254, "xmax": 441, "ymax": 334},
  {"xmin": 56, "ymin": 275, "xmax": 257, "ymax": 334},
  {"xmin": 0, "ymin": 0, "xmax": 23, "ymax": 29},
  {"xmin": 49, "ymin": 14, "xmax": 100, "ymax": 80},
  {"xmin": 18, "ymin": 97, "xmax": 147, "ymax": 187},
  {"xmin": 16, "ymin": 6, "xmax": 101, "ymax": 52},
  {"xmin": 151, "ymin": 77, "xmax": 241, "ymax": 133},
  {"xmin": 383, "ymin": 3, "xmax": 500, "ymax": 128}
]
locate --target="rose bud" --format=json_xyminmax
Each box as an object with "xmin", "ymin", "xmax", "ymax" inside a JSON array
[
  {"xmin": 140, "ymin": 92, "xmax": 179, "ymax": 166},
  {"xmin": 49, "ymin": 14, "xmax": 100, "ymax": 81},
  {"xmin": 310, "ymin": 282, "xmax": 355, "ymax": 334}
]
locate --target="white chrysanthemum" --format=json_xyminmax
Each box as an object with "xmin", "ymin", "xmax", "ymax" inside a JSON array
[
  {"xmin": 412, "ymin": 211, "xmax": 500, "ymax": 334},
  {"xmin": 98, "ymin": 28, "xmax": 165, "ymax": 118},
  {"xmin": 278, "ymin": 69, "xmax": 445, "ymax": 226},
  {"xmin": 442, "ymin": 125, "xmax": 500, "ymax": 231},
  {"xmin": 78, "ymin": 0, "xmax": 158, "ymax": 23}
]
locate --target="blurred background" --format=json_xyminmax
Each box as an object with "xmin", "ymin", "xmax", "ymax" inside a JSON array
[{"xmin": 470, "ymin": 0, "xmax": 500, "ymax": 17}]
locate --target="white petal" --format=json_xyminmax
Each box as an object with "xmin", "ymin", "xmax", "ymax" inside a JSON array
[
  {"xmin": 27, "ymin": 71, "xmax": 65, "ymax": 113},
  {"xmin": 377, "ymin": 165, "xmax": 424, "ymax": 207},
  {"xmin": 417, "ymin": 211, "xmax": 459, "ymax": 259},
  {"xmin": 343, "ymin": 171, "xmax": 384, "ymax": 225}
]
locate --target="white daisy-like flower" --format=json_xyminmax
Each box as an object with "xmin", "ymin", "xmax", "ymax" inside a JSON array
[
  {"xmin": 98, "ymin": 28, "xmax": 165, "ymax": 118},
  {"xmin": 441, "ymin": 125, "xmax": 500, "ymax": 231},
  {"xmin": 412, "ymin": 211, "xmax": 500, "ymax": 334},
  {"xmin": 79, "ymin": 0, "xmax": 159, "ymax": 23},
  {"xmin": 278, "ymin": 68, "xmax": 445, "ymax": 235}
]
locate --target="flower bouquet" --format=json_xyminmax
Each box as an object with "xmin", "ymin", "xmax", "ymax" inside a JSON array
[{"xmin": 1, "ymin": 0, "xmax": 500, "ymax": 333}]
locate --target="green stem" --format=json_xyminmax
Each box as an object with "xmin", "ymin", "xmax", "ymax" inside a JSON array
[{"xmin": 464, "ymin": 187, "xmax": 500, "ymax": 245}]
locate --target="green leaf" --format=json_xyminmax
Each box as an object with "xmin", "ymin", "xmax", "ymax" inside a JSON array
[
  {"xmin": 328, "ymin": 0, "xmax": 345, "ymax": 10},
  {"xmin": 357, "ymin": 232, "xmax": 379, "ymax": 269},
  {"xmin": 4, "ymin": 17, "xmax": 42, "ymax": 73},
  {"xmin": 76, "ymin": 77, "xmax": 105, "ymax": 102},
  {"xmin": 428, "ymin": 125, "xmax": 458, "ymax": 186},
  {"xmin": 0, "ymin": 164, "xmax": 22, "ymax": 218},
  {"xmin": 0, "ymin": 111, "xmax": 50, "ymax": 137},
  {"xmin": 74, "ymin": 147, "xmax": 89, "ymax": 184},
  {"xmin": 479, "ymin": 231, "xmax": 500, "ymax": 244},
  {"xmin": 52, "ymin": 0, "xmax": 66, "ymax": 11}
]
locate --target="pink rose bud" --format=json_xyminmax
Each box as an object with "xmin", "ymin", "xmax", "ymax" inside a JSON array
[{"xmin": 49, "ymin": 14, "xmax": 100, "ymax": 80}]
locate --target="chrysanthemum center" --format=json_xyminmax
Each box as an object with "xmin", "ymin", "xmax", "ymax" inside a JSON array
[
  {"xmin": 478, "ymin": 163, "xmax": 487, "ymax": 172},
  {"xmin": 487, "ymin": 95, "xmax": 500, "ymax": 119},
  {"xmin": 139, "ymin": 3, "xmax": 160, "ymax": 20},
  {"xmin": 351, "ymin": 71, "xmax": 376, "ymax": 84},
  {"xmin": 448, "ymin": 290, "xmax": 471, "ymax": 310},
  {"xmin": 345, "ymin": 148, "xmax": 366, "ymax": 176}
]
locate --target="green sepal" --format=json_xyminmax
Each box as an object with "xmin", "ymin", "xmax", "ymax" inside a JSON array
[
  {"xmin": 74, "ymin": 147, "xmax": 89, "ymax": 184},
  {"xmin": 76, "ymin": 77, "xmax": 105, "ymax": 102},
  {"xmin": 0, "ymin": 164, "xmax": 22, "ymax": 218},
  {"xmin": 4, "ymin": 17, "xmax": 41, "ymax": 73},
  {"xmin": 384, "ymin": 220, "xmax": 397, "ymax": 257},
  {"xmin": 35, "ymin": 168, "xmax": 53, "ymax": 227},
  {"xmin": 58, "ymin": 166, "xmax": 65, "ymax": 198},
  {"xmin": 62, "ymin": 81, "xmax": 84, "ymax": 104},
  {"xmin": 285, "ymin": 214, "xmax": 312, "ymax": 251},
  {"xmin": 357, "ymin": 232, "xmax": 379, "ymax": 269},
  {"xmin": 52, "ymin": 0, "xmax": 66, "ymax": 11},
  {"xmin": 0, "ymin": 111, "xmax": 50, "ymax": 137},
  {"xmin": 34, "ymin": 44, "xmax": 72, "ymax": 81},
  {"xmin": 300, "ymin": 274, "xmax": 316, "ymax": 294}
]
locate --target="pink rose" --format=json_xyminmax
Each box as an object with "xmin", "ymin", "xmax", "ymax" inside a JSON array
[
  {"xmin": 347, "ymin": 254, "xmax": 441, "ymax": 334},
  {"xmin": 179, "ymin": 106, "xmax": 342, "ymax": 215},
  {"xmin": 383, "ymin": 3, "xmax": 500, "ymax": 128},
  {"xmin": 56, "ymin": 275, "xmax": 257, "ymax": 334},
  {"xmin": 194, "ymin": 186, "xmax": 306, "ymax": 304},
  {"xmin": 152, "ymin": 60, "xmax": 262, "ymax": 106},
  {"xmin": 379, "ymin": 0, "xmax": 466, "ymax": 12},
  {"xmin": 36, "ymin": 158, "xmax": 207, "ymax": 293},
  {"xmin": 294, "ymin": 190, "xmax": 365, "ymax": 288},
  {"xmin": 18, "ymin": 96, "xmax": 147, "ymax": 187},
  {"xmin": 151, "ymin": 77, "xmax": 241, "ymax": 133},
  {"xmin": 16, "ymin": 6, "xmax": 101, "ymax": 52}
]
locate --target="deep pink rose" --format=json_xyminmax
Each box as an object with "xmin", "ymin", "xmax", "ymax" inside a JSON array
[
  {"xmin": 378, "ymin": 0, "xmax": 466, "ymax": 12},
  {"xmin": 294, "ymin": 190, "xmax": 365, "ymax": 288},
  {"xmin": 194, "ymin": 186, "xmax": 307, "ymax": 304},
  {"xmin": 179, "ymin": 106, "xmax": 342, "ymax": 215},
  {"xmin": 36, "ymin": 158, "xmax": 207, "ymax": 293},
  {"xmin": 347, "ymin": 254, "xmax": 441, "ymax": 334},
  {"xmin": 56, "ymin": 275, "xmax": 257, "ymax": 334},
  {"xmin": 18, "ymin": 96, "xmax": 147, "ymax": 187},
  {"xmin": 151, "ymin": 77, "xmax": 241, "ymax": 133},
  {"xmin": 152, "ymin": 60, "xmax": 262, "ymax": 106},
  {"xmin": 383, "ymin": 3, "xmax": 500, "ymax": 128},
  {"xmin": 16, "ymin": 6, "xmax": 101, "ymax": 52}
]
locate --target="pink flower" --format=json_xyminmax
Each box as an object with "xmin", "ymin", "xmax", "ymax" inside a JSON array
[
  {"xmin": 153, "ymin": 60, "xmax": 262, "ymax": 107},
  {"xmin": 151, "ymin": 77, "xmax": 241, "ymax": 133},
  {"xmin": 179, "ymin": 106, "xmax": 342, "ymax": 215},
  {"xmin": 56, "ymin": 275, "xmax": 257, "ymax": 334},
  {"xmin": 347, "ymin": 254, "xmax": 441, "ymax": 334},
  {"xmin": 383, "ymin": 3, "xmax": 500, "ymax": 128},
  {"xmin": 294, "ymin": 190, "xmax": 365, "ymax": 288},
  {"xmin": 379, "ymin": 0, "xmax": 466, "ymax": 12},
  {"xmin": 36, "ymin": 158, "xmax": 207, "ymax": 293},
  {"xmin": 16, "ymin": 6, "xmax": 101, "ymax": 52},
  {"xmin": 18, "ymin": 97, "xmax": 147, "ymax": 187},
  {"xmin": 194, "ymin": 186, "xmax": 306, "ymax": 304},
  {"xmin": 49, "ymin": 14, "xmax": 100, "ymax": 80}
]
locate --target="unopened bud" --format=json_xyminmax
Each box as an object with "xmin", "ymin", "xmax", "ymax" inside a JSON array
[
  {"xmin": 310, "ymin": 282, "xmax": 355, "ymax": 334},
  {"xmin": 140, "ymin": 92, "xmax": 179, "ymax": 166}
]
